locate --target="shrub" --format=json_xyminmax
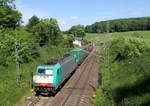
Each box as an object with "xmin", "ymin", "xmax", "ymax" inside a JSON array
[
  {"xmin": 0, "ymin": 28, "xmax": 39, "ymax": 66},
  {"xmin": 94, "ymin": 36, "xmax": 150, "ymax": 106},
  {"xmin": 109, "ymin": 37, "xmax": 148, "ymax": 61}
]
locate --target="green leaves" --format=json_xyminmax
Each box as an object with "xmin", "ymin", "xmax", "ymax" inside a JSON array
[
  {"xmin": 32, "ymin": 18, "xmax": 62, "ymax": 46},
  {"xmin": 94, "ymin": 34, "xmax": 150, "ymax": 106},
  {"xmin": 0, "ymin": 29, "xmax": 16, "ymax": 65},
  {"xmin": 26, "ymin": 15, "xmax": 40, "ymax": 32},
  {"xmin": 68, "ymin": 25, "xmax": 85, "ymax": 38},
  {"xmin": 0, "ymin": 0, "xmax": 22, "ymax": 28},
  {"xmin": 0, "ymin": 28, "xmax": 39, "ymax": 66},
  {"xmin": 110, "ymin": 37, "xmax": 147, "ymax": 61},
  {"xmin": 85, "ymin": 17, "xmax": 150, "ymax": 33}
]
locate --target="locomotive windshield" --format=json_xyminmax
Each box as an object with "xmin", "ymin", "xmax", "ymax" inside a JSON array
[
  {"xmin": 38, "ymin": 69, "xmax": 45, "ymax": 74},
  {"xmin": 37, "ymin": 69, "xmax": 53, "ymax": 76}
]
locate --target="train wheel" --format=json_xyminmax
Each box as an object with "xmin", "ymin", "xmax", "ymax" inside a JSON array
[
  {"xmin": 35, "ymin": 91, "xmax": 40, "ymax": 96},
  {"xmin": 51, "ymin": 90, "xmax": 56, "ymax": 96}
]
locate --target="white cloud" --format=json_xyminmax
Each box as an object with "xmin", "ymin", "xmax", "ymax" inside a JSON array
[
  {"xmin": 22, "ymin": 10, "xmax": 49, "ymax": 24},
  {"xmin": 60, "ymin": 25, "xmax": 70, "ymax": 31},
  {"xmin": 70, "ymin": 16, "xmax": 78, "ymax": 20},
  {"xmin": 16, "ymin": 0, "xmax": 51, "ymax": 25},
  {"xmin": 93, "ymin": 16, "xmax": 109, "ymax": 21},
  {"xmin": 58, "ymin": 19, "xmax": 67, "ymax": 25},
  {"xmin": 89, "ymin": 16, "xmax": 111, "ymax": 24},
  {"xmin": 15, "ymin": 0, "xmax": 68, "ymax": 30}
]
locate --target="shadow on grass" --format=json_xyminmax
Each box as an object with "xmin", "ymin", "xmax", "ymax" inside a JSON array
[
  {"xmin": 113, "ymin": 76, "xmax": 150, "ymax": 104},
  {"xmin": 141, "ymin": 100, "xmax": 150, "ymax": 106}
]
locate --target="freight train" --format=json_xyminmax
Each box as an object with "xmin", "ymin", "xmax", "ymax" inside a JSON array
[{"xmin": 33, "ymin": 43, "xmax": 93, "ymax": 95}]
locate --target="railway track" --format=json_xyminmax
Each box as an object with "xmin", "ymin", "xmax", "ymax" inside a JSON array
[
  {"xmin": 21, "ymin": 96, "xmax": 54, "ymax": 106},
  {"xmin": 20, "ymin": 46, "xmax": 100, "ymax": 106},
  {"xmin": 61, "ymin": 55, "xmax": 94, "ymax": 105},
  {"xmin": 76, "ymin": 57, "xmax": 97, "ymax": 106}
]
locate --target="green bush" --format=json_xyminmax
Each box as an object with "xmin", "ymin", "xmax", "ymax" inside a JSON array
[
  {"xmin": 60, "ymin": 34, "xmax": 74, "ymax": 48},
  {"xmin": 94, "ymin": 36, "xmax": 150, "ymax": 106},
  {"xmin": 32, "ymin": 18, "xmax": 62, "ymax": 46},
  {"xmin": 0, "ymin": 28, "xmax": 39, "ymax": 66},
  {"xmin": 0, "ymin": 46, "xmax": 69, "ymax": 106},
  {"xmin": 110, "ymin": 37, "xmax": 148, "ymax": 61}
]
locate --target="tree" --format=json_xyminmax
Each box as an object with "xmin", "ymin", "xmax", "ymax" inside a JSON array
[
  {"xmin": 68, "ymin": 25, "xmax": 85, "ymax": 37},
  {"xmin": 33, "ymin": 18, "xmax": 62, "ymax": 46},
  {"xmin": 85, "ymin": 25, "xmax": 93, "ymax": 33},
  {"xmin": 27, "ymin": 15, "xmax": 40, "ymax": 32},
  {"xmin": 0, "ymin": 0, "xmax": 22, "ymax": 28},
  {"xmin": 0, "ymin": 28, "xmax": 39, "ymax": 66},
  {"xmin": 84, "ymin": 17, "xmax": 150, "ymax": 33}
]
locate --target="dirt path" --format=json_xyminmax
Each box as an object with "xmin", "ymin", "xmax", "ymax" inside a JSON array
[{"xmin": 20, "ymin": 46, "xmax": 101, "ymax": 106}]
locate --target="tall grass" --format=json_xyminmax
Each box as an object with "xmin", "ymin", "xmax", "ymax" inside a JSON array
[
  {"xmin": 85, "ymin": 31, "xmax": 150, "ymax": 45},
  {"xmin": 0, "ymin": 46, "xmax": 70, "ymax": 106},
  {"xmin": 85, "ymin": 31, "xmax": 150, "ymax": 106}
]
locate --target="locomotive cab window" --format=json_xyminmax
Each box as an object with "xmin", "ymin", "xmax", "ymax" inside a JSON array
[
  {"xmin": 45, "ymin": 70, "xmax": 53, "ymax": 76},
  {"xmin": 37, "ymin": 69, "xmax": 53, "ymax": 76},
  {"xmin": 37, "ymin": 69, "xmax": 45, "ymax": 75}
]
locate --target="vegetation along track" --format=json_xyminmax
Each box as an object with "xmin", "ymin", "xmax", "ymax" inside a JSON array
[{"xmin": 20, "ymin": 46, "xmax": 101, "ymax": 106}]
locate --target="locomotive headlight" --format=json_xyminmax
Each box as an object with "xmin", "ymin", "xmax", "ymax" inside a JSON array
[
  {"xmin": 33, "ymin": 76, "xmax": 36, "ymax": 82},
  {"xmin": 45, "ymin": 70, "xmax": 53, "ymax": 76}
]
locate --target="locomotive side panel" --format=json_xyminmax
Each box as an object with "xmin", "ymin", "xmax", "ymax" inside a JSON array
[{"xmin": 61, "ymin": 55, "xmax": 77, "ymax": 83}]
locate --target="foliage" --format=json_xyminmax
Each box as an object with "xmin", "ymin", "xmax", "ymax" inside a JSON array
[
  {"xmin": 110, "ymin": 37, "xmax": 147, "ymax": 61},
  {"xmin": 0, "ymin": 1, "xmax": 74, "ymax": 106},
  {"xmin": 32, "ymin": 18, "xmax": 62, "ymax": 46},
  {"xmin": 0, "ymin": 28, "xmax": 39, "ymax": 66},
  {"xmin": 87, "ymin": 32, "xmax": 150, "ymax": 106},
  {"xmin": 85, "ymin": 17, "xmax": 150, "ymax": 33},
  {"xmin": 26, "ymin": 15, "xmax": 40, "ymax": 32},
  {"xmin": 0, "ymin": 46, "xmax": 70, "ymax": 106},
  {"xmin": 0, "ymin": 0, "xmax": 22, "ymax": 28},
  {"xmin": 68, "ymin": 25, "xmax": 85, "ymax": 37},
  {"xmin": 85, "ymin": 31, "xmax": 150, "ymax": 45},
  {"xmin": 61, "ymin": 34, "xmax": 74, "ymax": 48},
  {"xmin": 95, "ymin": 49, "xmax": 150, "ymax": 106}
]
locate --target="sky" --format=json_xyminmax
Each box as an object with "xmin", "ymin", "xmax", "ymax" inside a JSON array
[{"xmin": 15, "ymin": 0, "xmax": 150, "ymax": 31}]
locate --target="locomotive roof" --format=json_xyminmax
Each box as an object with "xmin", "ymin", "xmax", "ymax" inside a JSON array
[
  {"xmin": 43, "ymin": 54, "xmax": 71, "ymax": 66},
  {"xmin": 71, "ymin": 48, "xmax": 84, "ymax": 51}
]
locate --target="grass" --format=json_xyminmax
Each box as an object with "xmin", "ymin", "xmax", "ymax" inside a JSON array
[
  {"xmin": 85, "ymin": 31, "xmax": 150, "ymax": 106},
  {"xmin": 85, "ymin": 31, "xmax": 150, "ymax": 45},
  {"xmin": 0, "ymin": 46, "xmax": 70, "ymax": 106}
]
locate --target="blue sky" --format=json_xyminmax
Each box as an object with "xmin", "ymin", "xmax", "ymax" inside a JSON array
[{"xmin": 16, "ymin": 0, "xmax": 150, "ymax": 31}]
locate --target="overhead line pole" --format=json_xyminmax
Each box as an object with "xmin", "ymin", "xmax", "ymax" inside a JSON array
[{"xmin": 15, "ymin": 40, "xmax": 22, "ymax": 88}]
